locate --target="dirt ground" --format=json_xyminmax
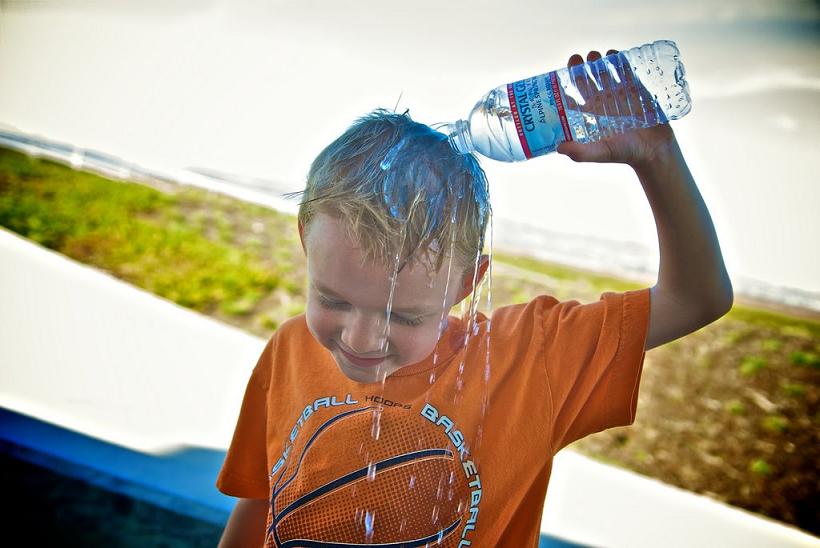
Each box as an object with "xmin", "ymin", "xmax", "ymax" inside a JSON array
[{"xmin": 570, "ymin": 315, "xmax": 819, "ymax": 535}]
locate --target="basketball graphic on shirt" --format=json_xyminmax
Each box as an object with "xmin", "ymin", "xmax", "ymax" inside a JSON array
[{"xmin": 267, "ymin": 405, "xmax": 470, "ymax": 547}]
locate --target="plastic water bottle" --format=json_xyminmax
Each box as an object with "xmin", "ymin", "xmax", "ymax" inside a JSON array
[{"xmin": 446, "ymin": 39, "xmax": 691, "ymax": 162}]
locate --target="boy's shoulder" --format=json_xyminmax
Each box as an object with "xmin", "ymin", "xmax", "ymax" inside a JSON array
[
  {"xmin": 271, "ymin": 313, "xmax": 310, "ymax": 343},
  {"xmin": 489, "ymin": 289, "xmax": 650, "ymax": 341},
  {"xmin": 489, "ymin": 293, "xmax": 566, "ymax": 325},
  {"xmin": 251, "ymin": 314, "xmax": 313, "ymax": 386},
  {"xmin": 493, "ymin": 289, "xmax": 650, "ymax": 317}
]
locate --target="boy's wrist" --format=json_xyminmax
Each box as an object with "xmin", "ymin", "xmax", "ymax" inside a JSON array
[{"xmin": 630, "ymin": 125, "xmax": 680, "ymax": 175}]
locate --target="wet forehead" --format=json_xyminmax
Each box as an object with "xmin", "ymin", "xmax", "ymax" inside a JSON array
[{"xmin": 305, "ymin": 215, "xmax": 459, "ymax": 313}]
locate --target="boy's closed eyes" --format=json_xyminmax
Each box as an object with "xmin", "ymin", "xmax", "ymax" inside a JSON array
[{"xmin": 316, "ymin": 292, "xmax": 427, "ymax": 328}]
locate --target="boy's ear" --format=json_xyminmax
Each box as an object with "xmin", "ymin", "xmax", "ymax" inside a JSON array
[
  {"xmin": 298, "ymin": 220, "xmax": 306, "ymax": 254},
  {"xmin": 454, "ymin": 254, "xmax": 490, "ymax": 304}
]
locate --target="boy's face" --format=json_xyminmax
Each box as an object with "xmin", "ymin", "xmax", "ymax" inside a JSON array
[{"xmin": 301, "ymin": 213, "xmax": 482, "ymax": 384}]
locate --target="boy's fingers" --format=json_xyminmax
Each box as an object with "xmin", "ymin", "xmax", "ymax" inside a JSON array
[
  {"xmin": 586, "ymin": 50, "xmax": 610, "ymax": 115},
  {"xmin": 569, "ymin": 53, "xmax": 592, "ymax": 106},
  {"xmin": 606, "ymin": 48, "xmax": 655, "ymax": 125},
  {"xmin": 614, "ymin": 50, "xmax": 644, "ymax": 126},
  {"xmin": 562, "ymin": 55, "xmax": 584, "ymax": 109},
  {"xmin": 567, "ymin": 53, "xmax": 584, "ymax": 67},
  {"xmin": 603, "ymin": 49, "xmax": 632, "ymax": 124}
]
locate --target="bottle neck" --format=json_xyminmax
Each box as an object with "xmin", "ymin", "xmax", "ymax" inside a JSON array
[{"xmin": 446, "ymin": 119, "xmax": 474, "ymax": 155}]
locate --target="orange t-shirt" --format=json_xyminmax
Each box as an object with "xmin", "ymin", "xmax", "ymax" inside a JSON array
[{"xmin": 216, "ymin": 288, "xmax": 651, "ymax": 547}]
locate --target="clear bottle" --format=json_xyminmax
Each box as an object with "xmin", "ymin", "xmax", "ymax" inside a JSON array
[{"xmin": 446, "ymin": 39, "xmax": 691, "ymax": 162}]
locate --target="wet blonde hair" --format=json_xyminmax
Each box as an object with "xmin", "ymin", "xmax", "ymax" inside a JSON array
[{"xmin": 292, "ymin": 109, "xmax": 490, "ymax": 274}]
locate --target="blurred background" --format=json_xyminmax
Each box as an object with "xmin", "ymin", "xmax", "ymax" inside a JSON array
[{"xmin": 1, "ymin": 0, "xmax": 818, "ymax": 545}]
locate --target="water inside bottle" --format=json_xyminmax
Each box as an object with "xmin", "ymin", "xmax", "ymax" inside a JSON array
[
  {"xmin": 559, "ymin": 52, "xmax": 669, "ymax": 143},
  {"xmin": 451, "ymin": 41, "xmax": 689, "ymax": 161}
]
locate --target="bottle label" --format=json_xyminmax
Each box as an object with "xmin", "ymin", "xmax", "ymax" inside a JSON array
[{"xmin": 506, "ymin": 71, "xmax": 572, "ymax": 159}]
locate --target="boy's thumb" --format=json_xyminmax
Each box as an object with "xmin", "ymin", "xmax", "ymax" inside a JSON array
[
  {"xmin": 557, "ymin": 142, "xmax": 583, "ymax": 162},
  {"xmin": 558, "ymin": 141, "xmax": 611, "ymax": 163}
]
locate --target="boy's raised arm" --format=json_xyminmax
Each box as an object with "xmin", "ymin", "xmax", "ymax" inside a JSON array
[
  {"xmin": 631, "ymin": 129, "xmax": 733, "ymax": 350},
  {"xmin": 557, "ymin": 50, "xmax": 734, "ymax": 352}
]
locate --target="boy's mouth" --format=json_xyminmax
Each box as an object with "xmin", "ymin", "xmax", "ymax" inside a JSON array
[{"xmin": 336, "ymin": 343, "xmax": 388, "ymax": 368}]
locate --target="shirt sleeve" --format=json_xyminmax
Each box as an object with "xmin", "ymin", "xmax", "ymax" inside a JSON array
[
  {"xmin": 544, "ymin": 288, "xmax": 651, "ymax": 453},
  {"xmin": 215, "ymin": 335, "xmax": 275, "ymax": 499}
]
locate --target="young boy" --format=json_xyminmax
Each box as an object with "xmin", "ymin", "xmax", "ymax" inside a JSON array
[{"xmin": 216, "ymin": 50, "xmax": 733, "ymax": 547}]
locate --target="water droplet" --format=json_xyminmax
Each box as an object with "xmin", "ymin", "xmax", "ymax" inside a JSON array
[
  {"xmin": 367, "ymin": 461, "xmax": 377, "ymax": 481},
  {"xmin": 371, "ymin": 408, "xmax": 382, "ymax": 440},
  {"xmin": 409, "ymin": 475, "xmax": 416, "ymax": 489},
  {"xmin": 480, "ymin": 214, "xmax": 494, "ymax": 424},
  {"xmin": 429, "ymin": 370, "xmax": 436, "ymax": 384},
  {"xmin": 380, "ymin": 137, "xmax": 407, "ymax": 171},
  {"xmin": 364, "ymin": 509, "xmax": 376, "ymax": 541},
  {"xmin": 475, "ymin": 427, "xmax": 484, "ymax": 453},
  {"xmin": 377, "ymin": 234, "xmax": 406, "ymax": 372}
]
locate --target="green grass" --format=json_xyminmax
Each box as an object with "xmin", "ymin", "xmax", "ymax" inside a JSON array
[
  {"xmin": 725, "ymin": 400, "xmax": 746, "ymax": 415},
  {"xmin": 790, "ymin": 350, "xmax": 820, "ymax": 368},
  {"xmin": 760, "ymin": 339, "xmax": 784, "ymax": 352},
  {"xmin": 781, "ymin": 382, "xmax": 807, "ymax": 397},
  {"xmin": 749, "ymin": 458, "xmax": 773, "ymax": 476},
  {"xmin": 726, "ymin": 305, "xmax": 820, "ymax": 339},
  {"xmin": 721, "ymin": 328, "xmax": 755, "ymax": 345},
  {"xmin": 0, "ymin": 148, "xmax": 288, "ymax": 316},
  {"xmin": 760, "ymin": 415, "xmax": 789, "ymax": 433},
  {"xmin": 739, "ymin": 356, "xmax": 767, "ymax": 376},
  {"xmin": 493, "ymin": 251, "xmax": 645, "ymax": 293}
]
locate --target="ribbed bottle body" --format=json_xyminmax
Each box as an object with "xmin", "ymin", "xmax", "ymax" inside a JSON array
[{"xmin": 448, "ymin": 40, "xmax": 691, "ymax": 162}]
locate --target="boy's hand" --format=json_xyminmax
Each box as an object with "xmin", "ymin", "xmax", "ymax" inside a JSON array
[{"xmin": 556, "ymin": 50, "xmax": 676, "ymax": 170}]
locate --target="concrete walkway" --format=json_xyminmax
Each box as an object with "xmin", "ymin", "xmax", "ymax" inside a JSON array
[{"xmin": 1, "ymin": 227, "xmax": 817, "ymax": 547}]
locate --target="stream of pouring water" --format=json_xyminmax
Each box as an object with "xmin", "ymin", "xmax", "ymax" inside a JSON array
[
  {"xmin": 368, "ymin": 226, "xmax": 409, "ymax": 445},
  {"xmin": 355, "ymin": 124, "xmax": 492, "ymax": 541}
]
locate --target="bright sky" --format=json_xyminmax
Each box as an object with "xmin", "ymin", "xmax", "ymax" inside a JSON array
[{"xmin": 1, "ymin": 0, "xmax": 818, "ymax": 294}]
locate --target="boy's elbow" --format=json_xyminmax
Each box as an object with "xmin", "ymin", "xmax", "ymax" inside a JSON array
[{"xmin": 703, "ymin": 282, "xmax": 734, "ymax": 323}]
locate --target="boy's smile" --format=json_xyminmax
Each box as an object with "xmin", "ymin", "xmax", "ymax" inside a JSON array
[{"xmin": 301, "ymin": 213, "xmax": 479, "ymax": 384}]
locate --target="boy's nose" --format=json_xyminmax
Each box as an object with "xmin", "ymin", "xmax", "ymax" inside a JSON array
[{"xmin": 340, "ymin": 314, "xmax": 389, "ymax": 355}]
